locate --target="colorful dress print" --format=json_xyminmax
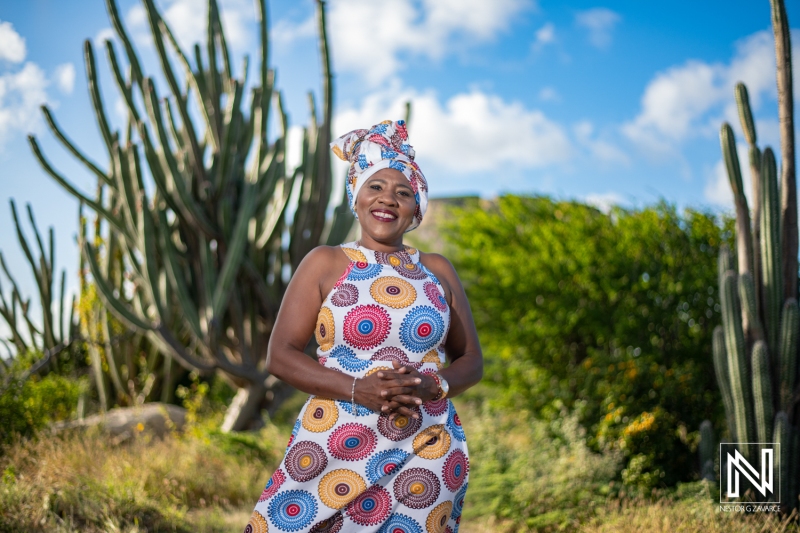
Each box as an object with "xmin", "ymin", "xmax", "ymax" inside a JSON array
[{"xmin": 245, "ymin": 241, "xmax": 469, "ymax": 533}]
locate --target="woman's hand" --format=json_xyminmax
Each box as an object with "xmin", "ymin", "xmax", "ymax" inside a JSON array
[
  {"xmin": 375, "ymin": 360, "xmax": 439, "ymax": 420},
  {"xmin": 352, "ymin": 361, "xmax": 429, "ymax": 415}
]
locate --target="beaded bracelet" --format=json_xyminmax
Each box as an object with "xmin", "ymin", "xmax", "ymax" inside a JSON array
[
  {"xmin": 430, "ymin": 373, "xmax": 443, "ymax": 401},
  {"xmin": 351, "ymin": 376, "xmax": 359, "ymax": 414}
]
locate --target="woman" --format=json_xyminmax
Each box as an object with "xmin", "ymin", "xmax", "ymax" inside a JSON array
[{"xmin": 245, "ymin": 119, "xmax": 483, "ymax": 533}]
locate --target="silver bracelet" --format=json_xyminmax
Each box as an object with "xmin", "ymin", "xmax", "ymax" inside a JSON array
[{"xmin": 351, "ymin": 376, "xmax": 358, "ymax": 414}]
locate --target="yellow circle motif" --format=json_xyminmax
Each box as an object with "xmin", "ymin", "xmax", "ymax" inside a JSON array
[
  {"xmin": 299, "ymin": 455, "xmax": 313, "ymax": 468},
  {"xmin": 423, "ymin": 350, "xmax": 444, "ymax": 370},
  {"xmin": 315, "ymin": 307, "xmax": 335, "ymax": 351},
  {"xmin": 370, "ymin": 277, "xmax": 417, "ymax": 309},
  {"xmin": 389, "ymin": 255, "xmax": 402, "ymax": 266},
  {"xmin": 342, "ymin": 247, "xmax": 368, "ymax": 263},
  {"xmin": 365, "ymin": 366, "xmax": 392, "ymax": 377},
  {"xmin": 302, "ymin": 397, "xmax": 339, "ymax": 432},
  {"xmin": 413, "ymin": 424, "xmax": 451, "ymax": 459},
  {"xmin": 426, "ymin": 501, "xmax": 453, "ymax": 533},
  {"xmin": 246, "ymin": 510, "xmax": 269, "ymax": 533},
  {"xmin": 404, "ymin": 245, "xmax": 418, "ymax": 255},
  {"xmin": 318, "ymin": 469, "xmax": 367, "ymax": 509}
]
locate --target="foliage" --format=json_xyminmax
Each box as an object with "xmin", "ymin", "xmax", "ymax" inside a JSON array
[
  {"xmin": 444, "ymin": 195, "xmax": 735, "ymax": 488},
  {"xmin": 460, "ymin": 397, "xmax": 622, "ymax": 531},
  {"xmin": 0, "ymin": 360, "xmax": 86, "ymax": 448}
]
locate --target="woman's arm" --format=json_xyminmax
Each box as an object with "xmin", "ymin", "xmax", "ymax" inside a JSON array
[{"xmin": 265, "ymin": 246, "xmax": 424, "ymax": 413}]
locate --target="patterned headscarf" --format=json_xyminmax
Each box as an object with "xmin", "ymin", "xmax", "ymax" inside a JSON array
[{"xmin": 330, "ymin": 119, "xmax": 428, "ymax": 233}]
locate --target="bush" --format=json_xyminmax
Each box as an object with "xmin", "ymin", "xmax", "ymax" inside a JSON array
[{"xmin": 443, "ymin": 195, "xmax": 735, "ymax": 487}]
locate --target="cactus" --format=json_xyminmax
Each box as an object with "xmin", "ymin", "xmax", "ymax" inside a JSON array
[
  {"xmin": 715, "ymin": 0, "xmax": 798, "ymax": 512},
  {"xmin": 28, "ymin": 0, "xmax": 351, "ymax": 431},
  {"xmin": 699, "ymin": 419, "xmax": 716, "ymax": 481},
  {"xmin": 0, "ymin": 200, "xmax": 77, "ymax": 374}
]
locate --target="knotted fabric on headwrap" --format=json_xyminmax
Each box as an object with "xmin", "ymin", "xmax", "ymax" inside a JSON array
[{"xmin": 330, "ymin": 119, "xmax": 428, "ymax": 233}]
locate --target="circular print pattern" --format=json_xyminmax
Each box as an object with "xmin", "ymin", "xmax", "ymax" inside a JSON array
[
  {"xmin": 329, "ymin": 345, "xmax": 354, "ymax": 359},
  {"xmin": 422, "ymin": 398, "xmax": 449, "ymax": 417},
  {"xmin": 404, "ymin": 245, "xmax": 418, "ymax": 255},
  {"xmin": 424, "ymin": 282, "xmax": 448, "ymax": 312},
  {"xmin": 370, "ymin": 277, "xmax": 417, "ymax": 309},
  {"xmin": 393, "ymin": 468, "xmax": 441, "ymax": 509},
  {"xmin": 268, "ymin": 490, "xmax": 318, "ymax": 532},
  {"xmin": 328, "ymin": 423, "xmax": 378, "ymax": 461},
  {"xmin": 451, "ymin": 483, "xmax": 468, "ymax": 520},
  {"xmin": 343, "ymin": 305, "xmax": 391, "ymax": 350},
  {"xmin": 345, "ymin": 485, "xmax": 392, "ymax": 526},
  {"xmin": 318, "ymin": 469, "xmax": 367, "ymax": 509},
  {"xmin": 309, "ymin": 513, "xmax": 343, "ymax": 533},
  {"xmin": 371, "ymin": 347, "xmax": 421, "ymax": 369},
  {"xmin": 377, "ymin": 513, "xmax": 423, "ymax": 533},
  {"xmin": 334, "ymin": 262, "xmax": 354, "ymax": 290},
  {"xmin": 420, "ymin": 263, "xmax": 441, "ymax": 285},
  {"xmin": 366, "ymin": 448, "xmax": 410, "ymax": 483},
  {"xmin": 245, "ymin": 510, "xmax": 268, "ymax": 533},
  {"xmin": 331, "ymin": 284, "xmax": 359, "ymax": 307},
  {"xmin": 315, "ymin": 307, "xmax": 335, "ymax": 352},
  {"xmin": 377, "ymin": 407, "xmax": 422, "ymax": 441},
  {"xmin": 413, "ymin": 424, "xmax": 451, "ymax": 460},
  {"xmin": 422, "ymin": 349, "xmax": 443, "ymax": 366},
  {"xmin": 287, "ymin": 419, "xmax": 301, "ymax": 451},
  {"xmin": 426, "ymin": 501, "xmax": 453, "ymax": 533},
  {"xmin": 447, "ymin": 408, "xmax": 466, "ymax": 442},
  {"xmin": 336, "ymin": 351, "xmax": 372, "ymax": 372},
  {"xmin": 347, "ymin": 262, "xmax": 382, "ymax": 281},
  {"xmin": 442, "ymin": 449, "xmax": 469, "ymax": 491},
  {"xmin": 259, "ymin": 468, "xmax": 286, "ymax": 501},
  {"xmin": 336, "ymin": 399, "xmax": 374, "ymax": 416},
  {"xmin": 365, "ymin": 365, "xmax": 392, "ymax": 377},
  {"xmin": 302, "ymin": 398, "xmax": 339, "ymax": 433},
  {"xmin": 342, "ymin": 247, "xmax": 367, "ymax": 263},
  {"xmin": 286, "ymin": 441, "xmax": 328, "ymax": 482},
  {"xmin": 392, "ymin": 261, "xmax": 427, "ymax": 280},
  {"xmin": 399, "ymin": 306, "xmax": 445, "ymax": 353},
  {"xmin": 375, "ymin": 250, "xmax": 413, "ymax": 267}
]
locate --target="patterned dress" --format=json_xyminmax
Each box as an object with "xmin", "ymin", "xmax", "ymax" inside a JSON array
[{"xmin": 245, "ymin": 241, "xmax": 469, "ymax": 533}]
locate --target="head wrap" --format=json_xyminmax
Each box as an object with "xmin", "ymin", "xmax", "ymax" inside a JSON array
[{"xmin": 330, "ymin": 119, "xmax": 428, "ymax": 233}]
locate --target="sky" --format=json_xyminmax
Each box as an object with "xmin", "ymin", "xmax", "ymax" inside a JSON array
[{"xmin": 0, "ymin": 0, "xmax": 798, "ymax": 332}]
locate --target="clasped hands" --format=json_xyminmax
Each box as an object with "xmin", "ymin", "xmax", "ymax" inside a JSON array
[{"xmin": 353, "ymin": 359, "xmax": 440, "ymax": 421}]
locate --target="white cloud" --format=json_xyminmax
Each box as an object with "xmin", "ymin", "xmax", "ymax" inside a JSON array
[
  {"xmin": 703, "ymin": 143, "xmax": 752, "ymax": 207},
  {"xmin": 128, "ymin": 0, "xmax": 255, "ymax": 55},
  {"xmin": 532, "ymin": 22, "xmax": 555, "ymax": 52},
  {"xmin": 0, "ymin": 20, "xmax": 26, "ymax": 63},
  {"xmin": 272, "ymin": 15, "xmax": 316, "ymax": 45},
  {"xmin": 334, "ymin": 84, "xmax": 573, "ymax": 174},
  {"xmin": 583, "ymin": 191, "xmax": 626, "ymax": 213},
  {"xmin": 574, "ymin": 8, "xmax": 620, "ymax": 49},
  {"xmin": 538, "ymin": 86, "xmax": 560, "ymax": 102},
  {"xmin": 0, "ymin": 62, "xmax": 49, "ymax": 147},
  {"xmin": 623, "ymin": 29, "xmax": 800, "ymax": 157},
  {"xmin": 94, "ymin": 27, "xmax": 116, "ymax": 48},
  {"xmin": 573, "ymin": 120, "xmax": 629, "ymax": 165},
  {"xmin": 54, "ymin": 63, "xmax": 76, "ymax": 94},
  {"xmin": 309, "ymin": 0, "xmax": 532, "ymax": 84}
]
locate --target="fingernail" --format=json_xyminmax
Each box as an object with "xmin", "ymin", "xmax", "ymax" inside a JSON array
[
  {"xmin": 381, "ymin": 391, "xmax": 387, "ymax": 397},
  {"xmin": 377, "ymin": 373, "xmax": 383, "ymax": 377},
  {"xmin": 415, "ymin": 378, "xmax": 421, "ymax": 384},
  {"xmin": 413, "ymin": 414, "xmax": 419, "ymax": 419},
  {"xmin": 381, "ymin": 405, "xmax": 387, "ymax": 411},
  {"xmin": 416, "ymin": 399, "xmax": 422, "ymax": 404}
]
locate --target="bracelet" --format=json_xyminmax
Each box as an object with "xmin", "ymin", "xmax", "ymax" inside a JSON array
[
  {"xmin": 430, "ymin": 373, "xmax": 443, "ymax": 401},
  {"xmin": 351, "ymin": 376, "xmax": 359, "ymax": 413}
]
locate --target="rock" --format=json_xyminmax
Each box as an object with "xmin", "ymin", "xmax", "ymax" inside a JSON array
[{"xmin": 51, "ymin": 403, "xmax": 187, "ymax": 442}]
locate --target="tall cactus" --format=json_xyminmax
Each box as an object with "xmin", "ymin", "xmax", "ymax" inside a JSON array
[
  {"xmin": 715, "ymin": 0, "xmax": 798, "ymax": 512},
  {"xmin": 28, "ymin": 0, "xmax": 352, "ymax": 431}
]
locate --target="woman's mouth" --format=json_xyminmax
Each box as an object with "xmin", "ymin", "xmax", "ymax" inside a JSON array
[{"xmin": 371, "ymin": 209, "xmax": 398, "ymax": 222}]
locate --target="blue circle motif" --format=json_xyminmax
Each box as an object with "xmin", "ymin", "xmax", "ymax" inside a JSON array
[
  {"xmin": 419, "ymin": 264, "xmax": 441, "ymax": 285},
  {"xmin": 452, "ymin": 482, "xmax": 468, "ymax": 519},
  {"xmin": 329, "ymin": 345, "xmax": 355, "ymax": 359},
  {"xmin": 357, "ymin": 319, "xmax": 374, "ymax": 335},
  {"xmin": 366, "ymin": 449, "xmax": 410, "ymax": 483},
  {"xmin": 377, "ymin": 513, "xmax": 423, "ymax": 533},
  {"xmin": 336, "ymin": 399, "xmax": 374, "ymax": 416},
  {"xmin": 287, "ymin": 419, "xmax": 301, "ymax": 452},
  {"xmin": 347, "ymin": 263, "xmax": 382, "ymax": 281},
  {"xmin": 337, "ymin": 352, "xmax": 372, "ymax": 372},
  {"xmin": 447, "ymin": 405, "xmax": 466, "ymax": 442},
  {"xmin": 399, "ymin": 306, "xmax": 445, "ymax": 353},
  {"xmin": 268, "ymin": 490, "xmax": 318, "ymax": 532}
]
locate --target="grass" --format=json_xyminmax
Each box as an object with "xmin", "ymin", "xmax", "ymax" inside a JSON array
[{"xmin": 1, "ymin": 394, "xmax": 798, "ymax": 532}]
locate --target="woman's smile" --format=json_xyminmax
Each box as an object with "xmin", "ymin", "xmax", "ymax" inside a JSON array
[{"xmin": 371, "ymin": 208, "xmax": 398, "ymax": 222}]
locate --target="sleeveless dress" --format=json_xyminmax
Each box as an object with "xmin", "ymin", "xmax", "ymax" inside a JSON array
[{"xmin": 244, "ymin": 241, "xmax": 469, "ymax": 533}]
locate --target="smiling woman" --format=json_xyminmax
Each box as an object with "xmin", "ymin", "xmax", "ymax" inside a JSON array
[{"xmin": 244, "ymin": 120, "xmax": 484, "ymax": 533}]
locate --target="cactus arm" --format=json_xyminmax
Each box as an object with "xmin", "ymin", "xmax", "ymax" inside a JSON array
[
  {"xmin": 761, "ymin": 148, "xmax": 782, "ymax": 352},
  {"xmin": 218, "ymin": 80, "xmax": 243, "ymax": 189},
  {"xmin": 713, "ymin": 325, "xmax": 737, "ymax": 440},
  {"xmin": 739, "ymin": 272, "xmax": 764, "ymax": 341},
  {"xmin": 58, "ymin": 269, "xmax": 66, "ymax": 342},
  {"xmin": 40, "ymin": 106, "xmax": 109, "ymax": 185},
  {"xmin": 209, "ymin": 0, "xmax": 232, "ymax": 84},
  {"xmin": 774, "ymin": 412, "xmax": 790, "ymax": 508},
  {"xmin": 752, "ymin": 341, "xmax": 774, "ymax": 444},
  {"xmin": 721, "ymin": 124, "xmax": 755, "ymax": 278},
  {"xmin": 84, "ymin": 41, "xmax": 116, "ymax": 159},
  {"xmin": 141, "ymin": 0, "xmax": 209, "ymax": 189},
  {"xmin": 104, "ymin": 0, "xmax": 144, "ymax": 87},
  {"xmin": 778, "ymin": 299, "xmax": 798, "ymax": 410},
  {"xmin": 28, "ymin": 136, "xmax": 128, "ymax": 238},
  {"xmin": 769, "ymin": 0, "xmax": 797, "ymax": 303}
]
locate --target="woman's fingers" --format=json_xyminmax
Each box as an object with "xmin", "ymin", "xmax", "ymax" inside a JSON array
[
  {"xmin": 380, "ymin": 386, "xmax": 414, "ymax": 398},
  {"xmin": 389, "ymin": 394, "xmax": 423, "ymax": 406},
  {"xmin": 388, "ymin": 405, "xmax": 421, "ymax": 421}
]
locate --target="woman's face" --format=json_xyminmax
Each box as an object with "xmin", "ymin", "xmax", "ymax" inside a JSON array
[{"xmin": 354, "ymin": 168, "xmax": 416, "ymax": 241}]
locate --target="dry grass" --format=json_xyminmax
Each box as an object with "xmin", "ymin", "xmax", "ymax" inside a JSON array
[{"xmin": 0, "ymin": 425, "xmax": 287, "ymax": 532}]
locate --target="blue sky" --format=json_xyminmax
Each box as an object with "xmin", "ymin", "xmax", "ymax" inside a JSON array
[{"xmin": 0, "ymin": 0, "xmax": 798, "ymax": 316}]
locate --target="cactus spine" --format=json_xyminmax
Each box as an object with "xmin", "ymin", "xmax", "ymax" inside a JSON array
[{"xmin": 715, "ymin": 0, "xmax": 797, "ymax": 512}]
